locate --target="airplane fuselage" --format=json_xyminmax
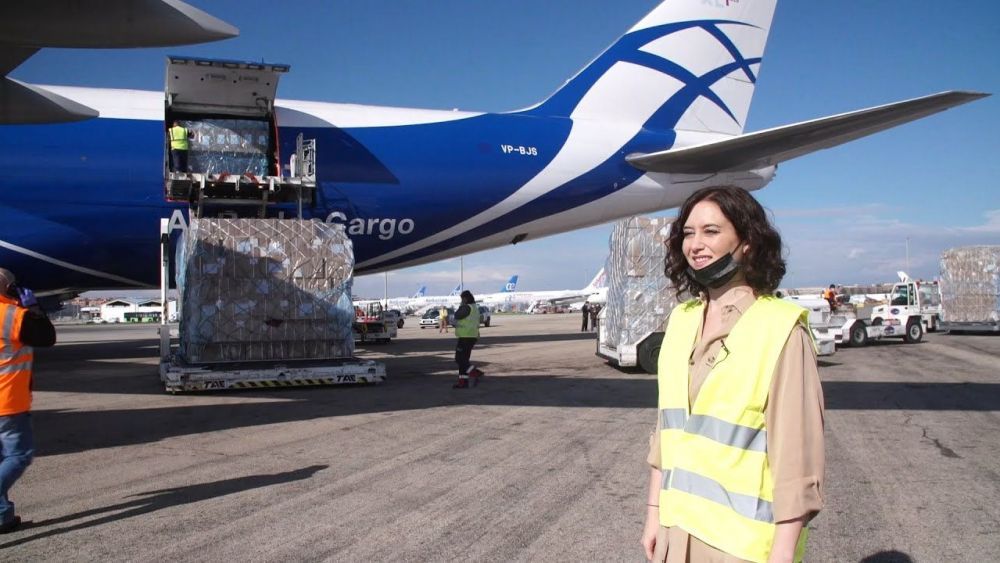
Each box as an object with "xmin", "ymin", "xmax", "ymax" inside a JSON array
[{"xmin": 0, "ymin": 86, "xmax": 773, "ymax": 292}]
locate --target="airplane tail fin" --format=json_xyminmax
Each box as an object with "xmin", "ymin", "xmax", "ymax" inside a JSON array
[
  {"xmin": 583, "ymin": 268, "xmax": 607, "ymax": 291},
  {"xmin": 449, "ymin": 284, "xmax": 462, "ymax": 296},
  {"xmin": 413, "ymin": 285, "xmax": 427, "ymax": 298},
  {"xmin": 501, "ymin": 275, "xmax": 518, "ymax": 293},
  {"xmin": 525, "ymin": 0, "xmax": 776, "ymax": 135}
]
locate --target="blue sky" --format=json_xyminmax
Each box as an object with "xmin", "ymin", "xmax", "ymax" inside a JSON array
[{"xmin": 13, "ymin": 1, "xmax": 998, "ymax": 298}]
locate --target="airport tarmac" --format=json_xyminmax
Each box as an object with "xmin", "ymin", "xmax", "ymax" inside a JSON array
[{"xmin": 4, "ymin": 315, "xmax": 999, "ymax": 561}]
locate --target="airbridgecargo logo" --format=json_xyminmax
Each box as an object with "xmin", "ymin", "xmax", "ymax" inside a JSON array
[
  {"xmin": 164, "ymin": 209, "xmax": 415, "ymax": 241},
  {"xmin": 325, "ymin": 212, "xmax": 415, "ymax": 240}
]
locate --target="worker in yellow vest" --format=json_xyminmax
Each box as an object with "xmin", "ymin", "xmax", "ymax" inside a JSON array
[
  {"xmin": 168, "ymin": 120, "xmax": 191, "ymax": 172},
  {"xmin": 640, "ymin": 187, "xmax": 825, "ymax": 563},
  {"xmin": 0, "ymin": 268, "xmax": 56, "ymax": 534},
  {"xmin": 451, "ymin": 290, "xmax": 483, "ymax": 388},
  {"xmin": 438, "ymin": 305, "xmax": 449, "ymax": 334}
]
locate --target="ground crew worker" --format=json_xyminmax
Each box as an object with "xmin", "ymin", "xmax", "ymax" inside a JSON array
[
  {"xmin": 581, "ymin": 302, "xmax": 590, "ymax": 331},
  {"xmin": 451, "ymin": 291, "xmax": 483, "ymax": 389},
  {"xmin": 168, "ymin": 120, "xmax": 191, "ymax": 172},
  {"xmin": 640, "ymin": 187, "xmax": 824, "ymax": 563},
  {"xmin": 0, "ymin": 267, "xmax": 56, "ymax": 534},
  {"xmin": 438, "ymin": 306, "xmax": 449, "ymax": 334},
  {"xmin": 822, "ymin": 284, "xmax": 837, "ymax": 311}
]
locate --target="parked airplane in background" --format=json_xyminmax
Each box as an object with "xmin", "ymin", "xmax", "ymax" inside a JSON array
[
  {"xmin": 405, "ymin": 283, "xmax": 466, "ymax": 314},
  {"xmin": 0, "ymin": 0, "xmax": 987, "ymax": 305},
  {"xmin": 354, "ymin": 284, "xmax": 427, "ymax": 312},
  {"xmin": 484, "ymin": 269, "xmax": 607, "ymax": 311},
  {"xmin": 409, "ymin": 275, "xmax": 519, "ymax": 314}
]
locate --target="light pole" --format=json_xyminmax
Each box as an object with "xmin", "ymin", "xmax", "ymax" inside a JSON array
[
  {"xmin": 460, "ymin": 256, "xmax": 464, "ymax": 291},
  {"xmin": 383, "ymin": 271, "xmax": 388, "ymax": 308},
  {"xmin": 905, "ymin": 237, "xmax": 910, "ymax": 273}
]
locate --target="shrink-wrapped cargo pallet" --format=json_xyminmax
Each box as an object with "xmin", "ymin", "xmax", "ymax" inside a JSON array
[
  {"xmin": 177, "ymin": 218, "xmax": 355, "ymax": 363},
  {"xmin": 182, "ymin": 119, "xmax": 271, "ymax": 176},
  {"xmin": 939, "ymin": 246, "xmax": 1000, "ymax": 323},
  {"xmin": 602, "ymin": 216, "xmax": 680, "ymax": 352}
]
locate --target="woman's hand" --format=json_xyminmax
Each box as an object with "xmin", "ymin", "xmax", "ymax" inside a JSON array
[
  {"xmin": 768, "ymin": 516, "xmax": 807, "ymax": 563},
  {"xmin": 641, "ymin": 505, "xmax": 662, "ymax": 561}
]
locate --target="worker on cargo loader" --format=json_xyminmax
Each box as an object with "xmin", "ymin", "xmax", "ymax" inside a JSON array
[
  {"xmin": 640, "ymin": 187, "xmax": 824, "ymax": 563},
  {"xmin": 168, "ymin": 120, "xmax": 191, "ymax": 173},
  {"xmin": 0, "ymin": 267, "xmax": 56, "ymax": 534},
  {"xmin": 822, "ymin": 284, "xmax": 837, "ymax": 311},
  {"xmin": 451, "ymin": 290, "xmax": 483, "ymax": 389}
]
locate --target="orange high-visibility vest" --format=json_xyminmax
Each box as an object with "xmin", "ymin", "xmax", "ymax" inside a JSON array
[{"xmin": 0, "ymin": 295, "xmax": 32, "ymax": 415}]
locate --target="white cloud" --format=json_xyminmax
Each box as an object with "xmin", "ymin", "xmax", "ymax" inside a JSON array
[{"xmin": 780, "ymin": 208, "xmax": 1000, "ymax": 287}]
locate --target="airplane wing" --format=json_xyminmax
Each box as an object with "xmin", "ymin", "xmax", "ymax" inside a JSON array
[
  {"xmin": 0, "ymin": 78, "xmax": 99, "ymax": 124},
  {"xmin": 1, "ymin": 0, "xmax": 238, "ymax": 124},
  {"xmin": 626, "ymin": 91, "xmax": 989, "ymax": 174}
]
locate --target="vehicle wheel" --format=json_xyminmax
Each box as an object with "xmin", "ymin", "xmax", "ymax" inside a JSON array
[
  {"xmin": 397, "ymin": 320, "xmax": 404, "ymax": 329},
  {"xmin": 637, "ymin": 333, "xmax": 664, "ymax": 375},
  {"xmin": 849, "ymin": 322, "xmax": 868, "ymax": 347},
  {"xmin": 484, "ymin": 318, "xmax": 491, "ymax": 327},
  {"xmin": 904, "ymin": 319, "xmax": 923, "ymax": 343},
  {"xmin": 420, "ymin": 326, "xmax": 424, "ymax": 329},
  {"xmin": 871, "ymin": 317, "xmax": 883, "ymax": 326}
]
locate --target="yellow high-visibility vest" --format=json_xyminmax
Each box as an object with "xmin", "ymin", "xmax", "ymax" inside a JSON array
[
  {"xmin": 455, "ymin": 306, "xmax": 480, "ymax": 338},
  {"xmin": 657, "ymin": 296, "xmax": 809, "ymax": 563},
  {"xmin": 0, "ymin": 295, "xmax": 33, "ymax": 416},
  {"xmin": 169, "ymin": 125, "xmax": 189, "ymax": 151}
]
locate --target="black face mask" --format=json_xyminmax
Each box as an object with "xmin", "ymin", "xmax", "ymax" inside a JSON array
[{"xmin": 686, "ymin": 252, "xmax": 741, "ymax": 289}]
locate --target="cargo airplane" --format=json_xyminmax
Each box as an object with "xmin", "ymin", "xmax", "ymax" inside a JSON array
[{"xmin": 0, "ymin": 0, "xmax": 987, "ymax": 303}]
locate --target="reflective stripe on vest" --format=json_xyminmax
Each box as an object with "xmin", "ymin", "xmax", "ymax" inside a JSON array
[
  {"xmin": 660, "ymin": 409, "xmax": 767, "ymax": 452},
  {"xmin": 657, "ymin": 296, "xmax": 809, "ymax": 563},
  {"xmin": 455, "ymin": 306, "xmax": 480, "ymax": 338},
  {"xmin": 169, "ymin": 126, "xmax": 189, "ymax": 150},
  {"xmin": 0, "ymin": 300, "xmax": 32, "ymax": 416}
]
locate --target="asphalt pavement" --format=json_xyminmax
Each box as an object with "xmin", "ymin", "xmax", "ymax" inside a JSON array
[{"xmin": 3, "ymin": 315, "xmax": 999, "ymax": 561}]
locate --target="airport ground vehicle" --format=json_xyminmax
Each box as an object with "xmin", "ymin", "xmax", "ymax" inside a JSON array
[
  {"xmin": 419, "ymin": 307, "xmax": 452, "ymax": 328},
  {"xmin": 353, "ymin": 302, "xmax": 396, "ymax": 344},
  {"xmin": 806, "ymin": 274, "xmax": 940, "ymax": 347},
  {"xmin": 478, "ymin": 306, "xmax": 492, "ymax": 327},
  {"xmin": 386, "ymin": 309, "xmax": 405, "ymax": 329},
  {"xmin": 595, "ymin": 217, "xmax": 674, "ymax": 374},
  {"xmin": 157, "ymin": 216, "xmax": 386, "ymax": 393}
]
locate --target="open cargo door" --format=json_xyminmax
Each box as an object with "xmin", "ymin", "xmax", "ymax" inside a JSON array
[
  {"xmin": 166, "ymin": 56, "xmax": 286, "ymax": 117},
  {"xmin": 164, "ymin": 56, "xmax": 315, "ymax": 217}
]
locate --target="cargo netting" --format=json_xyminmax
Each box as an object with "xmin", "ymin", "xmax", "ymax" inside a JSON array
[
  {"xmin": 939, "ymin": 246, "xmax": 1000, "ymax": 323},
  {"xmin": 602, "ymin": 216, "xmax": 681, "ymax": 351},
  {"xmin": 182, "ymin": 118, "xmax": 270, "ymax": 177},
  {"xmin": 177, "ymin": 218, "xmax": 355, "ymax": 363}
]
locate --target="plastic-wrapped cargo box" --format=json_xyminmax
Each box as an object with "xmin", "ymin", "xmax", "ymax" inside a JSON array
[
  {"xmin": 183, "ymin": 118, "xmax": 271, "ymax": 177},
  {"xmin": 597, "ymin": 216, "xmax": 681, "ymax": 373},
  {"xmin": 177, "ymin": 218, "xmax": 356, "ymax": 363},
  {"xmin": 939, "ymin": 246, "xmax": 1000, "ymax": 331}
]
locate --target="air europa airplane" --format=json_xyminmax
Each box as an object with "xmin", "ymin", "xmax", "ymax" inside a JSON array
[{"xmin": 0, "ymin": 0, "xmax": 987, "ymax": 300}]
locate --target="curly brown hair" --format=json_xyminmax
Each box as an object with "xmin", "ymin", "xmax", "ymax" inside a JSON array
[{"xmin": 665, "ymin": 186, "xmax": 785, "ymax": 298}]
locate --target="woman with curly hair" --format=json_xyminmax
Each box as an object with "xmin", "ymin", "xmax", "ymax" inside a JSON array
[{"xmin": 640, "ymin": 186, "xmax": 825, "ymax": 563}]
